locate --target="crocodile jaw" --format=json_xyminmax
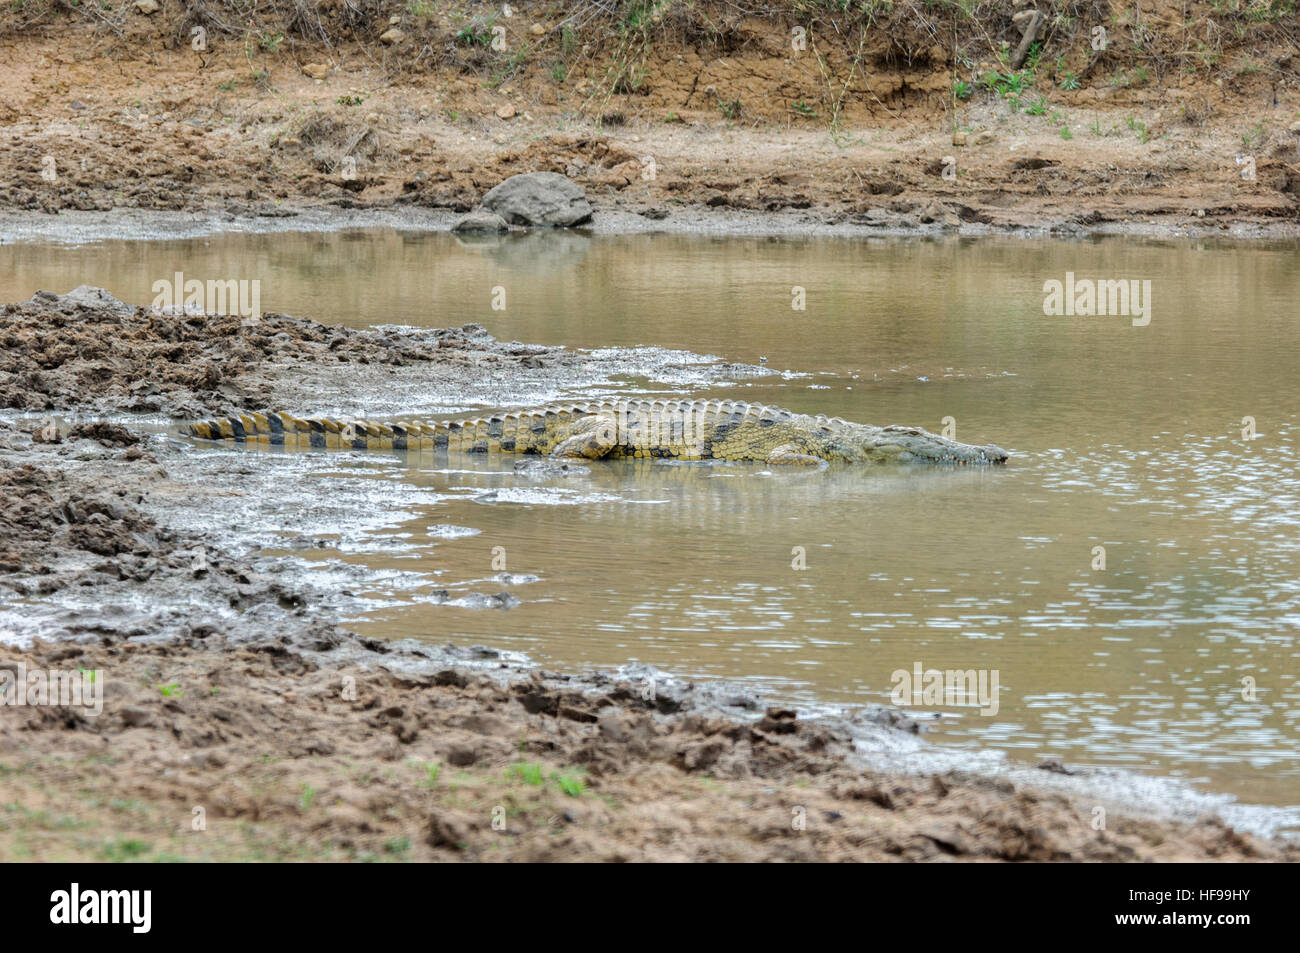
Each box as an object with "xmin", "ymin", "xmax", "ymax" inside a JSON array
[{"xmin": 860, "ymin": 426, "xmax": 1010, "ymax": 465}]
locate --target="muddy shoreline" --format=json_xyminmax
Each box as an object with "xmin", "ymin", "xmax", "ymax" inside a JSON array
[
  {"xmin": 1, "ymin": 287, "xmax": 1297, "ymax": 861},
  {"xmin": 2, "ymin": 202, "xmax": 1299, "ymax": 246}
]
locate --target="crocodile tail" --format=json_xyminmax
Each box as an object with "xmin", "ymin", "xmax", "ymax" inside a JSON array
[
  {"xmin": 186, "ymin": 413, "xmax": 447, "ymax": 451},
  {"xmin": 187, "ymin": 411, "xmax": 322, "ymax": 448}
]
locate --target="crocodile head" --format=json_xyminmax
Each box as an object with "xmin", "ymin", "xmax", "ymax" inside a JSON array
[{"xmin": 858, "ymin": 425, "xmax": 1009, "ymax": 465}]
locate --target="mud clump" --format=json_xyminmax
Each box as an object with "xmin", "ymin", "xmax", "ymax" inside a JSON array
[
  {"xmin": 0, "ymin": 287, "xmax": 514, "ymax": 418},
  {"xmin": 0, "ymin": 430, "xmax": 172, "ymax": 582}
]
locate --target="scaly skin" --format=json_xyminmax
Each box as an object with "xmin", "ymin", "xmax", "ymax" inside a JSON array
[{"xmin": 185, "ymin": 399, "xmax": 1010, "ymax": 466}]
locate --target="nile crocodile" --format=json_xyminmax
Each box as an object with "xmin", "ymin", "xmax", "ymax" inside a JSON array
[{"xmin": 186, "ymin": 399, "xmax": 1009, "ymax": 466}]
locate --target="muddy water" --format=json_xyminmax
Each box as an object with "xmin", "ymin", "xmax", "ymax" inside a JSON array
[{"xmin": 4, "ymin": 231, "xmax": 1299, "ymax": 808}]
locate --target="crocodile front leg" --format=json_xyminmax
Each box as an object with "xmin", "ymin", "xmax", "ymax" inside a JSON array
[
  {"xmin": 765, "ymin": 444, "xmax": 826, "ymax": 467},
  {"xmin": 551, "ymin": 415, "xmax": 618, "ymax": 460}
]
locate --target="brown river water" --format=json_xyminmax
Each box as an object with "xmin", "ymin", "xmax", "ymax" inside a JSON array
[{"xmin": 3, "ymin": 229, "xmax": 1298, "ymax": 808}]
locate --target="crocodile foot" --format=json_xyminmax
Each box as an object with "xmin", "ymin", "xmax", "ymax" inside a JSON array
[
  {"xmin": 550, "ymin": 415, "xmax": 618, "ymax": 460},
  {"xmin": 765, "ymin": 444, "xmax": 827, "ymax": 467}
]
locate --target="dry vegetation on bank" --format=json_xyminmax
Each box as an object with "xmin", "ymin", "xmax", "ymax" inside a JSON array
[{"xmin": 0, "ymin": 1, "xmax": 1296, "ymax": 228}]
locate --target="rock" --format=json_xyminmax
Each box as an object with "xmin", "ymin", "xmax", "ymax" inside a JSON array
[
  {"xmin": 919, "ymin": 201, "xmax": 961, "ymax": 228},
  {"xmin": 972, "ymin": 130, "xmax": 996, "ymax": 146},
  {"xmin": 451, "ymin": 210, "xmax": 509, "ymax": 234},
  {"xmin": 63, "ymin": 286, "xmax": 134, "ymax": 316},
  {"xmin": 1011, "ymin": 9, "xmax": 1038, "ymax": 34},
  {"xmin": 133, "ymin": 0, "xmax": 159, "ymax": 14},
  {"xmin": 446, "ymin": 743, "xmax": 478, "ymax": 767},
  {"xmin": 426, "ymin": 809, "xmax": 473, "ymax": 850},
  {"xmin": 496, "ymin": 104, "xmax": 516, "ymax": 120},
  {"xmin": 530, "ymin": 23, "xmax": 545, "ymax": 35},
  {"xmin": 380, "ymin": 28, "xmax": 405, "ymax": 45},
  {"xmin": 1289, "ymin": 120, "xmax": 1300, "ymax": 135},
  {"xmin": 952, "ymin": 129, "xmax": 968, "ymax": 147},
  {"xmin": 121, "ymin": 706, "xmax": 154, "ymax": 727},
  {"xmin": 302, "ymin": 63, "xmax": 330, "ymax": 80},
  {"xmin": 481, "ymin": 171, "xmax": 592, "ymax": 227}
]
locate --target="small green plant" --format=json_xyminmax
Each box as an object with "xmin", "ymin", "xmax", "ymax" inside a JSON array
[
  {"xmin": 717, "ymin": 98, "xmax": 742, "ymax": 119},
  {"xmin": 550, "ymin": 61, "xmax": 567, "ymax": 83},
  {"xmin": 1025, "ymin": 97, "xmax": 1049, "ymax": 116},
  {"xmin": 1060, "ymin": 126, "xmax": 1073, "ymax": 140},
  {"xmin": 157, "ymin": 683, "xmax": 181, "ymax": 697},
  {"xmin": 953, "ymin": 79, "xmax": 973, "ymax": 100},
  {"xmin": 455, "ymin": 14, "xmax": 497, "ymax": 46},
  {"xmin": 1059, "ymin": 70, "xmax": 1080, "ymax": 91},
  {"xmin": 407, "ymin": 0, "xmax": 435, "ymax": 16},
  {"xmin": 298, "ymin": 785, "xmax": 317, "ymax": 811},
  {"xmin": 982, "ymin": 69, "xmax": 1032, "ymax": 98},
  {"xmin": 100, "ymin": 839, "xmax": 150, "ymax": 862},
  {"xmin": 789, "ymin": 100, "xmax": 818, "ymax": 118},
  {"xmin": 421, "ymin": 762, "xmax": 441, "ymax": 787},
  {"xmin": 512, "ymin": 763, "xmax": 544, "ymax": 786},
  {"xmin": 258, "ymin": 32, "xmax": 283, "ymax": 52},
  {"xmin": 1126, "ymin": 115, "xmax": 1150, "ymax": 143},
  {"xmin": 553, "ymin": 772, "xmax": 586, "ymax": 797},
  {"xmin": 337, "ymin": 94, "xmax": 366, "ymax": 107},
  {"xmin": 1023, "ymin": 42, "xmax": 1044, "ymax": 72},
  {"xmin": 384, "ymin": 836, "xmax": 411, "ymax": 855}
]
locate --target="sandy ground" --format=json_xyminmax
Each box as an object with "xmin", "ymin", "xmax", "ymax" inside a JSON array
[
  {"xmin": 6, "ymin": 628, "xmax": 1294, "ymax": 862},
  {"xmin": 1, "ymin": 288, "xmax": 1297, "ymax": 862}
]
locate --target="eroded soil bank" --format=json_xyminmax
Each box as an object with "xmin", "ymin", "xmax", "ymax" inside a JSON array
[
  {"xmin": 1, "ymin": 1, "xmax": 1298, "ymax": 237},
  {"xmin": 1, "ymin": 287, "xmax": 1297, "ymax": 861}
]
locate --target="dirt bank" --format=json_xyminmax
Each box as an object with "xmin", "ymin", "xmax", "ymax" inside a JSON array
[
  {"xmin": 6, "ymin": 628, "xmax": 1295, "ymax": 862},
  {"xmin": 0, "ymin": 287, "xmax": 1297, "ymax": 861},
  {"xmin": 1, "ymin": 1, "xmax": 1298, "ymax": 236}
]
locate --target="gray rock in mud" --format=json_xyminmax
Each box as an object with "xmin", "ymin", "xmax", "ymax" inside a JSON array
[
  {"xmin": 480, "ymin": 171, "xmax": 593, "ymax": 227},
  {"xmin": 32, "ymin": 285, "xmax": 134, "ymax": 316},
  {"xmin": 919, "ymin": 201, "xmax": 961, "ymax": 229},
  {"xmin": 451, "ymin": 209, "xmax": 510, "ymax": 234}
]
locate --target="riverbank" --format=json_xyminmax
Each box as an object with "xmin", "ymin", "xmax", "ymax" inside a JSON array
[
  {"xmin": 1, "ymin": 1, "xmax": 1298, "ymax": 238},
  {"xmin": 1, "ymin": 287, "xmax": 1297, "ymax": 861}
]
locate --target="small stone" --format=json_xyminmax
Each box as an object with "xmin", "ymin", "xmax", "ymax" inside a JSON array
[
  {"xmin": 121, "ymin": 706, "xmax": 154, "ymax": 727},
  {"xmin": 426, "ymin": 810, "xmax": 472, "ymax": 850},
  {"xmin": 133, "ymin": 0, "xmax": 159, "ymax": 13},
  {"xmin": 452, "ymin": 210, "xmax": 510, "ymax": 234},
  {"xmin": 952, "ymin": 130, "xmax": 968, "ymax": 147},
  {"xmin": 496, "ymin": 104, "xmax": 516, "ymax": 120},
  {"xmin": 380, "ymin": 28, "xmax": 405, "ymax": 45},
  {"xmin": 530, "ymin": 23, "xmax": 545, "ymax": 35},
  {"xmin": 447, "ymin": 743, "xmax": 478, "ymax": 766},
  {"xmin": 302, "ymin": 63, "xmax": 330, "ymax": 80}
]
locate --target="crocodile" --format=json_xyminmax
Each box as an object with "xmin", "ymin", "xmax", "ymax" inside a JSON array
[{"xmin": 185, "ymin": 399, "xmax": 1009, "ymax": 466}]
